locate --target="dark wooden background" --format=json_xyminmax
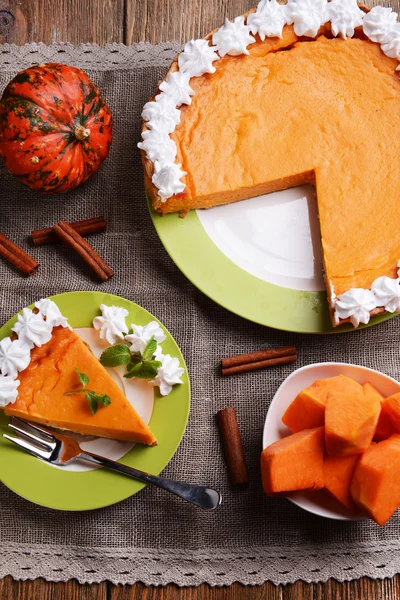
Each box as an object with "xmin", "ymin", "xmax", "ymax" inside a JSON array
[{"xmin": 0, "ymin": 0, "xmax": 400, "ymax": 598}]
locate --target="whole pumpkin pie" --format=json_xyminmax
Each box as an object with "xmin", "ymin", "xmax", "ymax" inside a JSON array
[
  {"xmin": 6, "ymin": 326, "xmax": 157, "ymax": 445},
  {"xmin": 139, "ymin": 1, "xmax": 400, "ymax": 328}
]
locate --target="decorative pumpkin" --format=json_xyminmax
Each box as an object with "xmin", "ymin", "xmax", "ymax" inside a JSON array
[{"xmin": 0, "ymin": 63, "xmax": 112, "ymax": 193}]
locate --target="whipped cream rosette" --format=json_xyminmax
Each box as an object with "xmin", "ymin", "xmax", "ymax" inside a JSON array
[
  {"xmin": 0, "ymin": 337, "xmax": 30, "ymax": 379},
  {"xmin": 93, "ymin": 304, "xmax": 129, "ymax": 345},
  {"xmin": 0, "ymin": 376, "xmax": 20, "ymax": 407}
]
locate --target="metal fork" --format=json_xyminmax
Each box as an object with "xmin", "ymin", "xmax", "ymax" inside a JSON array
[{"xmin": 3, "ymin": 418, "xmax": 222, "ymax": 511}]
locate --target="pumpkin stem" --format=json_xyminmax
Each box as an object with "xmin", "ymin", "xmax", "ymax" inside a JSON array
[{"xmin": 75, "ymin": 125, "xmax": 91, "ymax": 141}]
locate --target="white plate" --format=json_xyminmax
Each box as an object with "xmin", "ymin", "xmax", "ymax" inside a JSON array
[
  {"xmin": 262, "ymin": 362, "xmax": 400, "ymax": 520},
  {"xmin": 197, "ymin": 184, "xmax": 325, "ymax": 292}
]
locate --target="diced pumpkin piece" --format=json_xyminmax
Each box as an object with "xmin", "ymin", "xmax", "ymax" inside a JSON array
[
  {"xmin": 382, "ymin": 392, "xmax": 400, "ymax": 431},
  {"xmin": 363, "ymin": 382, "xmax": 384, "ymax": 403},
  {"xmin": 350, "ymin": 435, "xmax": 400, "ymax": 525},
  {"xmin": 323, "ymin": 453, "xmax": 360, "ymax": 511},
  {"xmin": 261, "ymin": 427, "xmax": 324, "ymax": 496},
  {"xmin": 282, "ymin": 375, "xmax": 363, "ymax": 433},
  {"xmin": 363, "ymin": 383, "xmax": 395, "ymax": 442},
  {"xmin": 374, "ymin": 401, "xmax": 397, "ymax": 442},
  {"xmin": 325, "ymin": 389, "xmax": 380, "ymax": 457}
]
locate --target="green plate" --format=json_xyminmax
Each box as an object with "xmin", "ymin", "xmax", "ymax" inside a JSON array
[
  {"xmin": 148, "ymin": 194, "xmax": 398, "ymax": 334},
  {"xmin": 0, "ymin": 291, "xmax": 190, "ymax": 511}
]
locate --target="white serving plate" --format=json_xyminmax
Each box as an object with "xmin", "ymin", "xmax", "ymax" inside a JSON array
[{"xmin": 262, "ymin": 362, "xmax": 400, "ymax": 520}]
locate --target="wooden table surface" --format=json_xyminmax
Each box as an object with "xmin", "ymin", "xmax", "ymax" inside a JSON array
[{"xmin": 0, "ymin": 0, "xmax": 400, "ymax": 598}]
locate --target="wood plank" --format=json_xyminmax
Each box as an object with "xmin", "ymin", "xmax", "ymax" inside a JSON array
[
  {"xmin": 0, "ymin": 0, "xmax": 27, "ymax": 44},
  {"xmin": 0, "ymin": 0, "xmax": 124, "ymax": 45},
  {"xmin": 313, "ymin": 576, "xmax": 400, "ymax": 600},
  {"xmin": 108, "ymin": 577, "xmax": 400, "ymax": 599},
  {"xmin": 0, "ymin": 576, "xmax": 107, "ymax": 600},
  {"xmin": 110, "ymin": 581, "xmax": 283, "ymax": 599},
  {"xmin": 126, "ymin": 0, "xmax": 249, "ymax": 45},
  {"xmin": 125, "ymin": 0, "xmax": 400, "ymax": 44}
]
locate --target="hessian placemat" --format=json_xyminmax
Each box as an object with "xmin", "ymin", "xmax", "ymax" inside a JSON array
[{"xmin": 0, "ymin": 42, "xmax": 400, "ymax": 587}]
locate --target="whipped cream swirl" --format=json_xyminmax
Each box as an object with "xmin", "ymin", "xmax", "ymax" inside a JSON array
[
  {"xmin": 362, "ymin": 6, "xmax": 398, "ymax": 43},
  {"xmin": 12, "ymin": 308, "xmax": 53, "ymax": 349},
  {"xmin": 380, "ymin": 24, "xmax": 400, "ymax": 59},
  {"xmin": 93, "ymin": 304, "xmax": 129, "ymax": 345},
  {"xmin": 333, "ymin": 288, "xmax": 377, "ymax": 327},
  {"xmin": 0, "ymin": 337, "xmax": 31, "ymax": 378},
  {"xmin": 150, "ymin": 349, "xmax": 184, "ymax": 396},
  {"xmin": 371, "ymin": 276, "xmax": 400, "ymax": 313},
  {"xmin": 159, "ymin": 71, "xmax": 195, "ymax": 106},
  {"xmin": 138, "ymin": 129, "xmax": 177, "ymax": 167},
  {"xmin": 35, "ymin": 298, "xmax": 70, "ymax": 329},
  {"xmin": 125, "ymin": 321, "xmax": 166, "ymax": 355},
  {"xmin": 327, "ymin": 0, "xmax": 364, "ymax": 39},
  {"xmin": 0, "ymin": 376, "xmax": 20, "ymax": 407},
  {"xmin": 152, "ymin": 161, "xmax": 187, "ymax": 201},
  {"xmin": 141, "ymin": 94, "xmax": 181, "ymax": 134},
  {"xmin": 213, "ymin": 16, "xmax": 255, "ymax": 57},
  {"xmin": 286, "ymin": 0, "xmax": 328, "ymax": 38},
  {"xmin": 178, "ymin": 39, "xmax": 220, "ymax": 77},
  {"xmin": 247, "ymin": 0, "xmax": 288, "ymax": 40}
]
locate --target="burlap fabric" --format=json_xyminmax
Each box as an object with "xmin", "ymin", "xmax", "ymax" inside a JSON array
[{"xmin": 0, "ymin": 43, "xmax": 400, "ymax": 586}]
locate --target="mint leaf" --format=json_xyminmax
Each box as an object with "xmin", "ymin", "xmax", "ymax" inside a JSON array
[
  {"xmin": 126, "ymin": 358, "xmax": 142, "ymax": 372},
  {"xmin": 65, "ymin": 368, "xmax": 112, "ymax": 413},
  {"xmin": 75, "ymin": 368, "xmax": 89, "ymax": 387},
  {"xmin": 86, "ymin": 390, "xmax": 112, "ymax": 411},
  {"xmin": 124, "ymin": 360, "xmax": 160, "ymax": 380},
  {"xmin": 124, "ymin": 361, "xmax": 144, "ymax": 378},
  {"xmin": 100, "ymin": 344, "xmax": 131, "ymax": 367},
  {"xmin": 95, "ymin": 393, "xmax": 111, "ymax": 407},
  {"xmin": 142, "ymin": 336, "xmax": 157, "ymax": 360},
  {"xmin": 85, "ymin": 392, "xmax": 98, "ymax": 415},
  {"xmin": 148, "ymin": 359, "xmax": 162, "ymax": 370}
]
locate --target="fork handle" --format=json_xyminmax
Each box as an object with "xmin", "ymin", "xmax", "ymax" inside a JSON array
[{"xmin": 80, "ymin": 452, "xmax": 222, "ymax": 510}]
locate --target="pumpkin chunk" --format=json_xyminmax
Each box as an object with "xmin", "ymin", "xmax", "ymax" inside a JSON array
[
  {"xmin": 325, "ymin": 389, "xmax": 380, "ymax": 457},
  {"xmin": 323, "ymin": 453, "xmax": 360, "ymax": 511},
  {"xmin": 363, "ymin": 382, "xmax": 384, "ymax": 404},
  {"xmin": 351, "ymin": 435, "xmax": 400, "ymax": 525},
  {"xmin": 380, "ymin": 392, "xmax": 400, "ymax": 432},
  {"xmin": 261, "ymin": 427, "xmax": 324, "ymax": 496},
  {"xmin": 282, "ymin": 375, "xmax": 363, "ymax": 433},
  {"xmin": 373, "ymin": 392, "xmax": 399, "ymax": 442}
]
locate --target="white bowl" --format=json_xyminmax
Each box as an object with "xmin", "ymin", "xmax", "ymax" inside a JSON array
[{"xmin": 262, "ymin": 362, "xmax": 400, "ymax": 520}]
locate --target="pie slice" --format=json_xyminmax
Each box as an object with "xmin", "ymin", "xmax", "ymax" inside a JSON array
[
  {"xmin": 140, "ymin": 9, "xmax": 400, "ymax": 328},
  {"xmin": 5, "ymin": 326, "xmax": 157, "ymax": 445}
]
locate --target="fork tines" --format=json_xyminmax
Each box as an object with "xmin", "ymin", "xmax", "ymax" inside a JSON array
[
  {"xmin": 3, "ymin": 418, "xmax": 56, "ymax": 460},
  {"xmin": 11, "ymin": 417, "xmax": 55, "ymax": 441}
]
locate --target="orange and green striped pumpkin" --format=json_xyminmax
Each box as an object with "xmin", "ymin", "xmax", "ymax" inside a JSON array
[{"xmin": 0, "ymin": 63, "xmax": 113, "ymax": 193}]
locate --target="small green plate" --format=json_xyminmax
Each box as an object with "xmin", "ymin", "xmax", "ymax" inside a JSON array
[
  {"xmin": 148, "ymin": 194, "xmax": 398, "ymax": 334},
  {"xmin": 0, "ymin": 291, "xmax": 190, "ymax": 511}
]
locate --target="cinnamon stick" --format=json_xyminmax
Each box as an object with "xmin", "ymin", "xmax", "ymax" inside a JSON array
[
  {"xmin": 216, "ymin": 408, "xmax": 249, "ymax": 485},
  {"xmin": 32, "ymin": 217, "xmax": 107, "ymax": 246},
  {"xmin": 222, "ymin": 346, "xmax": 297, "ymax": 370},
  {"xmin": 0, "ymin": 232, "xmax": 39, "ymax": 276},
  {"xmin": 222, "ymin": 354, "xmax": 297, "ymax": 376},
  {"xmin": 52, "ymin": 220, "xmax": 114, "ymax": 282}
]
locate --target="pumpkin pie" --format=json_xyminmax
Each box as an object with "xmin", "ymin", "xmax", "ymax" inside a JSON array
[
  {"xmin": 5, "ymin": 326, "xmax": 157, "ymax": 445},
  {"xmin": 140, "ymin": 3, "xmax": 400, "ymax": 327}
]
